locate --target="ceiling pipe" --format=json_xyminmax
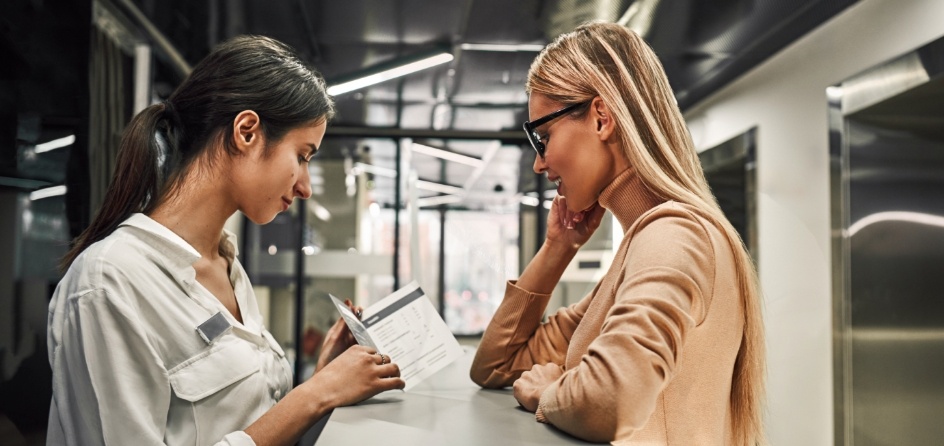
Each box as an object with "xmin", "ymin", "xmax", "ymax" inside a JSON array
[
  {"xmin": 109, "ymin": 0, "xmax": 193, "ymax": 77},
  {"xmin": 539, "ymin": 0, "xmax": 661, "ymax": 40},
  {"xmin": 541, "ymin": 0, "xmax": 634, "ymax": 40},
  {"xmin": 617, "ymin": 0, "xmax": 662, "ymax": 37}
]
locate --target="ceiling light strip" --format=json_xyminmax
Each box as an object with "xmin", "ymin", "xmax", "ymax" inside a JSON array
[
  {"xmin": 459, "ymin": 43, "xmax": 546, "ymax": 52},
  {"xmin": 353, "ymin": 162, "xmax": 397, "ymax": 178},
  {"xmin": 411, "ymin": 143, "xmax": 483, "ymax": 167},
  {"xmin": 415, "ymin": 180, "xmax": 464, "ymax": 195},
  {"xmin": 416, "ymin": 194, "xmax": 464, "ymax": 208},
  {"xmin": 29, "ymin": 185, "xmax": 68, "ymax": 201},
  {"xmin": 327, "ymin": 53, "xmax": 454, "ymax": 96},
  {"xmin": 520, "ymin": 196, "xmax": 540, "ymax": 206},
  {"xmin": 34, "ymin": 135, "xmax": 76, "ymax": 153}
]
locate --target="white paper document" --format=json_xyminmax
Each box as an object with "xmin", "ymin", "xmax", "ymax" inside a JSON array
[{"xmin": 329, "ymin": 281, "xmax": 463, "ymax": 390}]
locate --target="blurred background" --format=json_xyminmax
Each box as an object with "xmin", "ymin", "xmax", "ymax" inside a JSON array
[{"xmin": 2, "ymin": 0, "xmax": 943, "ymax": 445}]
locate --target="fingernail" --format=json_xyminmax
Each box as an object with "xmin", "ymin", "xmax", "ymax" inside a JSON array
[{"xmin": 566, "ymin": 221, "xmax": 574, "ymax": 229}]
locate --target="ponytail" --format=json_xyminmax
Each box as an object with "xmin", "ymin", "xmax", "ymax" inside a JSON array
[{"xmin": 59, "ymin": 102, "xmax": 174, "ymax": 271}]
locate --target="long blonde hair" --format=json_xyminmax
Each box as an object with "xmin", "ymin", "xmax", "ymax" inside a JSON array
[{"xmin": 527, "ymin": 22, "xmax": 766, "ymax": 446}]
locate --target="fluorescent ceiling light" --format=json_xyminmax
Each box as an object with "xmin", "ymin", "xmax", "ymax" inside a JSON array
[
  {"xmin": 459, "ymin": 43, "xmax": 545, "ymax": 52},
  {"xmin": 411, "ymin": 143, "xmax": 484, "ymax": 167},
  {"xmin": 327, "ymin": 52, "xmax": 454, "ymax": 96},
  {"xmin": 416, "ymin": 180, "xmax": 464, "ymax": 195},
  {"xmin": 309, "ymin": 199, "xmax": 332, "ymax": 222},
  {"xmin": 30, "ymin": 185, "xmax": 67, "ymax": 201},
  {"xmin": 353, "ymin": 162, "xmax": 397, "ymax": 178},
  {"xmin": 35, "ymin": 135, "xmax": 75, "ymax": 153},
  {"xmin": 520, "ymin": 196, "xmax": 540, "ymax": 207},
  {"xmin": 519, "ymin": 194, "xmax": 553, "ymax": 209},
  {"xmin": 416, "ymin": 194, "xmax": 464, "ymax": 208}
]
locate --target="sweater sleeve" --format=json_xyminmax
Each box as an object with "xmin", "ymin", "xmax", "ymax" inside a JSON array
[
  {"xmin": 535, "ymin": 206, "xmax": 716, "ymax": 442},
  {"xmin": 470, "ymin": 281, "xmax": 592, "ymax": 388}
]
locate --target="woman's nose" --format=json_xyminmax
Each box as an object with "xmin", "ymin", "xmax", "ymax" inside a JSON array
[
  {"xmin": 532, "ymin": 154, "xmax": 548, "ymax": 174},
  {"xmin": 295, "ymin": 166, "xmax": 312, "ymax": 199}
]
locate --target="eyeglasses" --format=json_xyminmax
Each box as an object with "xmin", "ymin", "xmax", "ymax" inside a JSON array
[{"xmin": 522, "ymin": 102, "xmax": 588, "ymax": 159}]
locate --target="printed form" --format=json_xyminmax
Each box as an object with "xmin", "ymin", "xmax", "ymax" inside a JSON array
[{"xmin": 330, "ymin": 281, "xmax": 463, "ymax": 390}]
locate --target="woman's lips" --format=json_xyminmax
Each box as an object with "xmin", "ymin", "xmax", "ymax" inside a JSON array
[{"xmin": 281, "ymin": 198, "xmax": 292, "ymax": 211}]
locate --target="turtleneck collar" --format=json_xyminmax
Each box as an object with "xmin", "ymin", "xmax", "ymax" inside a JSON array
[{"xmin": 597, "ymin": 166, "xmax": 664, "ymax": 233}]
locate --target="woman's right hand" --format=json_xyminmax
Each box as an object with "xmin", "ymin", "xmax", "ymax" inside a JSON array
[
  {"xmin": 545, "ymin": 195, "xmax": 607, "ymax": 250},
  {"xmin": 305, "ymin": 345, "xmax": 405, "ymax": 408}
]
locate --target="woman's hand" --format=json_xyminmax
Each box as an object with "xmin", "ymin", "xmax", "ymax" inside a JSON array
[
  {"xmin": 316, "ymin": 299, "xmax": 363, "ymax": 371},
  {"xmin": 306, "ymin": 345, "xmax": 405, "ymax": 408},
  {"xmin": 545, "ymin": 196, "xmax": 607, "ymax": 250},
  {"xmin": 512, "ymin": 363, "xmax": 565, "ymax": 413}
]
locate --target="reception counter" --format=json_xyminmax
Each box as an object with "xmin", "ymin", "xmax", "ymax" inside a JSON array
[{"xmin": 305, "ymin": 346, "xmax": 596, "ymax": 445}]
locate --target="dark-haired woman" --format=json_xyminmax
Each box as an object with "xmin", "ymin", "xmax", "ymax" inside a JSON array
[{"xmin": 47, "ymin": 36, "xmax": 403, "ymax": 446}]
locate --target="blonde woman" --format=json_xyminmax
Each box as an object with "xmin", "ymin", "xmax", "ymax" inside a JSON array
[{"xmin": 470, "ymin": 22, "xmax": 765, "ymax": 445}]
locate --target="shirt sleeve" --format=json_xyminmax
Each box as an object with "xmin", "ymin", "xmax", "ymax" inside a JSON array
[
  {"xmin": 217, "ymin": 431, "xmax": 257, "ymax": 446},
  {"xmin": 535, "ymin": 207, "xmax": 716, "ymax": 442},
  {"xmin": 51, "ymin": 287, "xmax": 172, "ymax": 445},
  {"xmin": 470, "ymin": 280, "xmax": 592, "ymax": 388}
]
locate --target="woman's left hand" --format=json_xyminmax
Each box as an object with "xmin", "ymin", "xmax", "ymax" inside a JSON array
[
  {"xmin": 545, "ymin": 196, "xmax": 608, "ymax": 250},
  {"xmin": 315, "ymin": 299, "xmax": 364, "ymax": 371},
  {"xmin": 512, "ymin": 363, "xmax": 565, "ymax": 412}
]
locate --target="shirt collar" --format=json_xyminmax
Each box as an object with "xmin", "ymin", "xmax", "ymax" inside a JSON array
[{"xmin": 118, "ymin": 213, "xmax": 240, "ymax": 278}]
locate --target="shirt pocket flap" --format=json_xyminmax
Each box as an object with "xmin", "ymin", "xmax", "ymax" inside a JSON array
[
  {"xmin": 169, "ymin": 341, "xmax": 260, "ymax": 402},
  {"xmin": 261, "ymin": 330, "xmax": 285, "ymax": 358}
]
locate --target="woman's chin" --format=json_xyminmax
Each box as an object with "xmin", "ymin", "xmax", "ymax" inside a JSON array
[
  {"xmin": 565, "ymin": 198, "xmax": 594, "ymax": 214},
  {"xmin": 245, "ymin": 211, "xmax": 278, "ymax": 226}
]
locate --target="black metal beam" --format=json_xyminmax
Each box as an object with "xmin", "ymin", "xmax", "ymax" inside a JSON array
[
  {"xmin": 293, "ymin": 199, "xmax": 306, "ymax": 386},
  {"xmin": 324, "ymin": 126, "xmax": 527, "ymax": 142}
]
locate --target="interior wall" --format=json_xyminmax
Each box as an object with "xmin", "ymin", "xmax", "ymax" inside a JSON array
[{"xmin": 682, "ymin": 0, "xmax": 944, "ymax": 444}]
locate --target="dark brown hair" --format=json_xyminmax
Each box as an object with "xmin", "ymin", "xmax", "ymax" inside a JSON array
[{"xmin": 61, "ymin": 35, "xmax": 335, "ymax": 270}]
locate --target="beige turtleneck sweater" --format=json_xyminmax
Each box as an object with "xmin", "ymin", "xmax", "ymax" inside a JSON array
[{"xmin": 470, "ymin": 167, "xmax": 744, "ymax": 445}]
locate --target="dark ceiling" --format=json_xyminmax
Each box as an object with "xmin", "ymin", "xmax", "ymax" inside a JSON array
[
  {"xmin": 136, "ymin": 0, "xmax": 859, "ymax": 211},
  {"xmin": 2, "ymin": 0, "xmax": 859, "ymax": 213}
]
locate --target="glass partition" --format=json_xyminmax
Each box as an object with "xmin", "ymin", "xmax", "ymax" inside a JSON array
[
  {"xmin": 442, "ymin": 210, "xmax": 518, "ymax": 335},
  {"xmin": 242, "ymin": 134, "xmax": 528, "ymax": 379}
]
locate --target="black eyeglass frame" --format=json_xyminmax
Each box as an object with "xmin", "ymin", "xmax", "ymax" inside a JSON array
[{"xmin": 522, "ymin": 101, "xmax": 589, "ymax": 159}]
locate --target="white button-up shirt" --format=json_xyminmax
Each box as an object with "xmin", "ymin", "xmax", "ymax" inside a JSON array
[{"xmin": 47, "ymin": 214, "xmax": 292, "ymax": 445}]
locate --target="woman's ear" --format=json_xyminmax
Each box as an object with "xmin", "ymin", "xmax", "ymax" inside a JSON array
[
  {"xmin": 233, "ymin": 110, "xmax": 263, "ymax": 154},
  {"xmin": 590, "ymin": 96, "xmax": 615, "ymax": 142}
]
